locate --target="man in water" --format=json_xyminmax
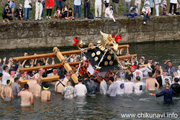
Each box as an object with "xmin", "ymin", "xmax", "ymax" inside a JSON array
[
  {"xmin": 63, "ymin": 73, "xmax": 71, "ymax": 85},
  {"xmin": 82, "ymin": 74, "xmax": 90, "ymax": 87},
  {"xmin": 27, "ymin": 77, "xmax": 37, "ymax": 93},
  {"xmin": 2, "ymin": 66, "xmax": 10, "ymax": 87},
  {"xmin": 145, "ymin": 72, "xmax": 159, "ymax": 92},
  {"xmin": 55, "ymin": 79, "xmax": 66, "ymax": 94},
  {"xmin": 107, "ymin": 77, "xmax": 118, "ymax": 97},
  {"xmin": 1, "ymin": 80, "xmax": 13, "ymax": 101},
  {"xmin": 75, "ymin": 78, "xmax": 87, "ymax": 96},
  {"xmin": 51, "ymin": 69, "xmax": 58, "ymax": 77},
  {"xmin": 149, "ymin": 83, "xmax": 176, "ymax": 104},
  {"xmin": 9, "ymin": 71, "xmax": 15, "ymax": 83},
  {"xmin": 34, "ymin": 80, "xmax": 41, "ymax": 97},
  {"xmin": 164, "ymin": 60, "xmax": 175, "ymax": 77},
  {"xmin": 86, "ymin": 76, "xmax": 98, "ymax": 96},
  {"xmin": 133, "ymin": 65, "xmax": 143, "ymax": 81},
  {"xmin": 34, "ymin": 68, "xmax": 44, "ymax": 82},
  {"xmin": 63, "ymin": 81, "xmax": 76, "ymax": 99},
  {"xmin": 54, "ymin": 73, "xmax": 70, "ymax": 93},
  {"xmin": 11, "ymin": 77, "xmax": 20, "ymax": 97},
  {"xmin": 124, "ymin": 75, "xmax": 134, "ymax": 94},
  {"xmin": 115, "ymin": 74, "xmax": 125, "ymax": 95},
  {"xmin": 133, "ymin": 76, "xmax": 145, "ymax": 94},
  {"xmin": 98, "ymin": 76, "xmax": 107, "ymax": 95},
  {"xmin": 41, "ymin": 84, "xmax": 51, "ymax": 101},
  {"xmin": 170, "ymin": 78, "xmax": 180, "ymax": 96},
  {"xmin": 18, "ymin": 84, "xmax": 34, "ymax": 106},
  {"xmin": 155, "ymin": 70, "xmax": 163, "ymax": 88}
]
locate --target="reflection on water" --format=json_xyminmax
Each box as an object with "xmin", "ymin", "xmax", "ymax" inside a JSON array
[{"xmin": 1, "ymin": 41, "xmax": 180, "ymax": 119}]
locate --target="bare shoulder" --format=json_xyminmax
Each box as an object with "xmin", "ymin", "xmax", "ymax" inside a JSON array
[
  {"xmin": 27, "ymin": 91, "xmax": 33, "ymax": 96},
  {"xmin": 55, "ymin": 81, "xmax": 58, "ymax": 85},
  {"xmin": 18, "ymin": 91, "xmax": 22, "ymax": 95}
]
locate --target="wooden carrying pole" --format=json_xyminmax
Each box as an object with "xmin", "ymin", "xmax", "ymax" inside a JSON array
[
  {"xmin": 19, "ymin": 54, "xmax": 136, "ymax": 72},
  {"xmin": 117, "ymin": 54, "xmax": 137, "ymax": 60},
  {"xmin": 13, "ymin": 50, "xmax": 81, "ymax": 61},
  {"xmin": 20, "ymin": 62, "xmax": 80, "ymax": 72},
  {"xmin": 53, "ymin": 47, "xmax": 79, "ymax": 84},
  {"xmin": 13, "ymin": 53, "xmax": 54, "ymax": 61},
  {"xmin": 13, "ymin": 45, "xmax": 129, "ymax": 61},
  {"xmin": 19, "ymin": 76, "xmax": 59, "ymax": 85}
]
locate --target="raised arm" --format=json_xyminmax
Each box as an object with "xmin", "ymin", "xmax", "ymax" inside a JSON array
[
  {"xmin": 21, "ymin": 60, "xmax": 27, "ymax": 68},
  {"xmin": 164, "ymin": 60, "xmax": 170, "ymax": 70},
  {"xmin": 42, "ymin": 58, "xmax": 46, "ymax": 64},
  {"xmin": 45, "ymin": 58, "xmax": 49, "ymax": 65},
  {"xmin": 51, "ymin": 57, "xmax": 55, "ymax": 65}
]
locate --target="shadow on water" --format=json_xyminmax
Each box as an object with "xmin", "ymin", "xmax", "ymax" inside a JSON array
[{"xmin": 1, "ymin": 41, "xmax": 180, "ymax": 119}]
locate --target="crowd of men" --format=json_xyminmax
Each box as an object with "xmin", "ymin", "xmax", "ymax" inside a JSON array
[
  {"xmin": 2, "ymin": 0, "xmax": 180, "ymax": 24},
  {"xmin": 0, "ymin": 52, "xmax": 180, "ymax": 106}
]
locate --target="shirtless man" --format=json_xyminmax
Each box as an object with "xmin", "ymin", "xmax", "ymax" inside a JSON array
[
  {"xmin": 51, "ymin": 69, "xmax": 58, "ymax": 77},
  {"xmin": 18, "ymin": 84, "xmax": 34, "ymax": 106},
  {"xmin": 41, "ymin": 84, "xmax": 51, "ymax": 101},
  {"xmin": 145, "ymin": 72, "xmax": 159, "ymax": 92},
  {"xmin": 63, "ymin": 73, "xmax": 71, "ymax": 85},
  {"xmin": 27, "ymin": 77, "xmax": 37, "ymax": 93},
  {"xmin": 55, "ymin": 79, "xmax": 66, "ymax": 93},
  {"xmin": 34, "ymin": 68, "xmax": 44, "ymax": 82},
  {"xmin": 33, "ymin": 80, "xmax": 41, "ymax": 97},
  {"xmin": 9, "ymin": 71, "xmax": 15, "ymax": 83},
  {"xmin": 1, "ymin": 80, "xmax": 13, "ymax": 101},
  {"xmin": 54, "ymin": 73, "xmax": 70, "ymax": 93}
]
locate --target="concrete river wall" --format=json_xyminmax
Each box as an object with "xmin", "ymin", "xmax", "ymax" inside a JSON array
[{"xmin": 0, "ymin": 16, "xmax": 180, "ymax": 50}]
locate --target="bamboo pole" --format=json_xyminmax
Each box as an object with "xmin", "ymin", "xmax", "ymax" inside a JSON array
[
  {"xmin": 53, "ymin": 47, "xmax": 79, "ymax": 84},
  {"xmin": 13, "ymin": 45, "xmax": 129, "ymax": 61},
  {"xmin": 20, "ymin": 62, "xmax": 80, "ymax": 72},
  {"xmin": 19, "ymin": 76, "xmax": 60, "ymax": 85}
]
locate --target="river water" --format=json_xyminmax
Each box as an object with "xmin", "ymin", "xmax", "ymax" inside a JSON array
[{"xmin": 0, "ymin": 41, "xmax": 180, "ymax": 120}]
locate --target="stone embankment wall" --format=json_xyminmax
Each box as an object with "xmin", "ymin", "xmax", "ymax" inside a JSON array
[{"xmin": 0, "ymin": 16, "xmax": 180, "ymax": 50}]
